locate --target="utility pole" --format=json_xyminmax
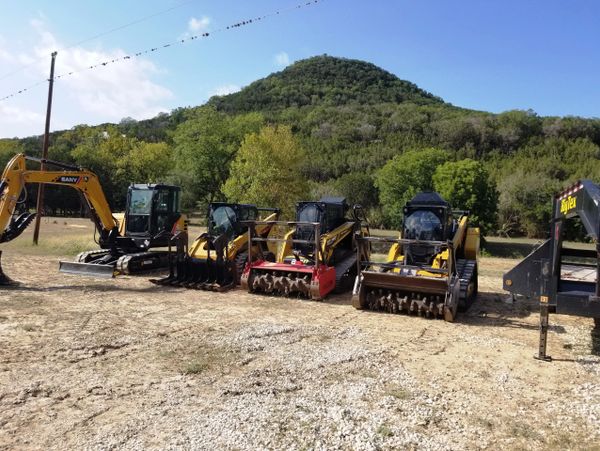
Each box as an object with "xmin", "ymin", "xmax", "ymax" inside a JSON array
[{"xmin": 32, "ymin": 51, "xmax": 57, "ymax": 245}]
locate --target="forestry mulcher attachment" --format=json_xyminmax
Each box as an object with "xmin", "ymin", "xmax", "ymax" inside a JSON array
[
  {"xmin": 503, "ymin": 180, "xmax": 600, "ymax": 361},
  {"xmin": 151, "ymin": 203, "xmax": 279, "ymax": 291},
  {"xmin": 352, "ymin": 192, "xmax": 479, "ymax": 322},
  {"xmin": 240, "ymin": 197, "xmax": 370, "ymax": 300},
  {"xmin": 0, "ymin": 153, "xmax": 186, "ymax": 283}
]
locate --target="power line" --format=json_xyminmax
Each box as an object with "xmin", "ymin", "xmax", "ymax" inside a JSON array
[
  {"xmin": 0, "ymin": 0, "xmax": 198, "ymax": 82},
  {"xmin": 0, "ymin": 1, "xmax": 323, "ymax": 103}
]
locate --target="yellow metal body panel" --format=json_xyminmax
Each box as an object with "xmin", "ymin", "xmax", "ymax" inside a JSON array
[
  {"xmin": 278, "ymin": 221, "xmax": 370, "ymax": 265},
  {"xmin": 464, "ymin": 227, "xmax": 480, "ymax": 260}
]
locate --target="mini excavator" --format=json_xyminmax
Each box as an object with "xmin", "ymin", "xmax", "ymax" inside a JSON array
[
  {"xmin": 352, "ymin": 192, "xmax": 479, "ymax": 322},
  {"xmin": 0, "ymin": 153, "xmax": 186, "ymax": 284},
  {"xmin": 504, "ymin": 180, "xmax": 600, "ymax": 360},
  {"xmin": 151, "ymin": 202, "xmax": 280, "ymax": 291},
  {"xmin": 240, "ymin": 197, "xmax": 370, "ymax": 300}
]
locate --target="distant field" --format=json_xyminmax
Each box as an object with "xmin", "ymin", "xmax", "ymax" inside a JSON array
[{"xmin": 4, "ymin": 217, "xmax": 593, "ymax": 262}]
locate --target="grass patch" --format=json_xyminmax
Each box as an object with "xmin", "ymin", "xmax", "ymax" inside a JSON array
[
  {"xmin": 5, "ymin": 235, "xmax": 97, "ymax": 257},
  {"xmin": 384, "ymin": 385, "xmax": 411, "ymax": 400},
  {"xmin": 508, "ymin": 421, "xmax": 544, "ymax": 442},
  {"xmin": 183, "ymin": 359, "xmax": 209, "ymax": 375},
  {"xmin": 377, "ymin": 423, "xmax": 394, "ymax": 437}
]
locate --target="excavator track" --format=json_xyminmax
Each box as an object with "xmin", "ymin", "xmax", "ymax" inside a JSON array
[
  {"xmin": 116, "ymin": 251, "xmax": 170, "ymax": 275},
  {"xmin": 76, "ymin": 249, "xmax": 110, "ymax": 263}
]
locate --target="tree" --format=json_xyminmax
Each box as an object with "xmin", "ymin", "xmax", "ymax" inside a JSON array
[
  {"xmin": 125, "ymin": 142, "xmax": 173, "ymax": 183},
  {"xmin": 497, "ymin": 169, "xmax": 560, "ymax": 237},
  {"xmin": 333, "ymin": 173, "xmax": 378, "ymax": 210},
  {"xmin": 375, "ymin": 148, "xmax": 449, "ymax": 228},
  {"xmin": 171, "ymin": 106, "xmax": 263, "ymax": 209},
  {"xmin": 223, "ymin": 125, "xmax": 308, "ymax": 216},
  {"xmin": 432, "ymin": 159, "xmax": 497, "ymax": 233}
]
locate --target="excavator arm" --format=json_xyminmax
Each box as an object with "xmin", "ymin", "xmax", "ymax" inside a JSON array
[{"xmin": 0, "ymin": 153, "xmax": 119, "ymax": 244}]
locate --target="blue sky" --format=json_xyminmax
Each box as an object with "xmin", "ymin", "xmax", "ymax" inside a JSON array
[{"xmin": 0, "ymin": 0, "xmax": 598, "ymax": 138}]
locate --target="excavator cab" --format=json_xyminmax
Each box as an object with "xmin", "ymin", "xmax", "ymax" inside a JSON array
[{"xmin": 124, "ymin": 184, "xmax": 181, "ymax": 245}]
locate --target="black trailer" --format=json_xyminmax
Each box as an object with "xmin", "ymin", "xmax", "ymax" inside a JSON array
[{"xmin": 503, "ymin": 180, "xmax": 600, "ymax": 360}]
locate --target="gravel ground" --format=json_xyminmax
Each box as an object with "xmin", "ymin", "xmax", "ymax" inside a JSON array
[{"xmin": 0, "ymin": 250, "xmax": 599, "ymax": 450}]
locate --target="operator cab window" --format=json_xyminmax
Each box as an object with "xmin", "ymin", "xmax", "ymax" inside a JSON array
[
  {"xmin": 404, "ymin": 210, "xmax": 443, "ymax": 241},
  {"xmin": 211, "ymin": 206, "xmax": 237, "ymax": 239}
]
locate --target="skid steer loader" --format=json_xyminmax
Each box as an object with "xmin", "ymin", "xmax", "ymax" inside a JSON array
[
  {"xmin": 240, "ymin": 197, "xmax": 370, "ymax": 300},
  {"xmin": 0, "ymin": 153, "xmax": 186, "ymax": 283},
  {"xmin": 151, "ymin": 202, "xmax": 279, "ymax": 291},
  {"xmin": 503, "ymin": 180, "xmax": 600, "ymax": 360},
  {"xmin": 352, "ymin": 192, "xmax": 479, "ymax": 322}
]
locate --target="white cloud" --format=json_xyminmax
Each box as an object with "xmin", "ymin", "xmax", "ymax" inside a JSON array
[
  {"xmin": 188, "ymin": 16, "xmax": 210, "ymax": 33},
  {"xmin": 209, "ymin": 84, "xmax": 240, "ymax": 97},
  {"xmin": 0, "ymin": 19, "xmax": 173, "ymax": 137},
  {"xmin": 274, "ymin": 51, "xmax": 290, "ymax": 68}
]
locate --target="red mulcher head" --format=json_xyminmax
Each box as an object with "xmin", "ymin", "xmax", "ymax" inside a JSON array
[
  {"xmin": 239, "ymin": 219, "xmax": 337, "ymax": 301},
  {"xmin": 241, "ymin": 259, "xmax": 336, "ymax": 301}
]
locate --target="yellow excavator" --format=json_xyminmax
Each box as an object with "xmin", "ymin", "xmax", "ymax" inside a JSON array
[
  {"xmin": 151, "ymin": 202, "xmax": 280, "ymax": 290},
  {"xmin": 241, "ymin": 197, "xmax": 370, "ymax": 300},
  {"xmin": 352, "ymin": 192, "xmax": 479, "ymax": 321},
  {"xmin": 0, "ymin": 153, "xmax": 186, "ymax": 284}
]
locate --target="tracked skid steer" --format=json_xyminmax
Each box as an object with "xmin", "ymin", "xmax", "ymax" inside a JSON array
[
  {"xmin": 240, "ymin": 197, "xmax": 370, "ymax": 300},
  {"xmin": 352, "ymin": 192, "xmax": 479, "ymax": 322},
  {"xmin": 503, "ymin": 180, "xmax": 600, "ymax": 360},
  {"xmin": 151, "ymin": 203, "xmax": 279, "ymax": 291}
]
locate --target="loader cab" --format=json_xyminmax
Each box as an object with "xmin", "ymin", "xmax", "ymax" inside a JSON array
[
  {"xmin": 402, "ymin": 192, "xmax": 452, "ymax": 265},
  {"xmin": 208, "ymin": 203, "xmax": 259, "ymax": 240},
  {"xmin": 125, "ymin": 184, "xmax": 181, "ymax": 241},
  {"xmin": 294, "ymin": 197, "xmax": 349, "ymax": 255}
]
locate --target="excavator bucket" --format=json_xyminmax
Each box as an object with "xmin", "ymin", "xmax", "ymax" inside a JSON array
[{"xmin": 58, "ymin": 260, "xmax": 116, "ymax": 278}]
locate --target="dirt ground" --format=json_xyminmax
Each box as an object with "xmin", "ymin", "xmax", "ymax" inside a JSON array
[{"xmin": 1, "ymin": 220, "xmax": 599, "ymax": 450}]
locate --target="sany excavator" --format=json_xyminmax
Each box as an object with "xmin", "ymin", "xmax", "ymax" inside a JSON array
[
  {"xmin": 504, "ymin": 180, "xmax": 600, "ymax": 360},
  {"xmin": 0, "ymin": 154, "xmax": 186, "ymax": 283},
  {"xmin": 241, "ymin": 197, "xmax": 370, "ymax": 300},
  {"xmin": 152, "ymin": 202, "xmax": 280, "ymax": 291},
  {"xmin": 352, "ymin": 192, "xmax": 479, "ymax": 322}
]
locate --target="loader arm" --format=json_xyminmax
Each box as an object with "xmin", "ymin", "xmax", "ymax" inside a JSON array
[
  {"xmin": 321, "ymin": 221, "xmax": 356, "ymax": 264},
  {"xmin": 0, "ymin": 153, "xmax": 119, "ymax": 244}
]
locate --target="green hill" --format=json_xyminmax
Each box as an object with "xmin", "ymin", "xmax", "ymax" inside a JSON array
[
  {"xmin": 3, "ymin": 55, "xmax": 600, "ymax": 237},
  {"xmin": 208, "ymin": 55, "xmax": 444, "ymax": 113}
]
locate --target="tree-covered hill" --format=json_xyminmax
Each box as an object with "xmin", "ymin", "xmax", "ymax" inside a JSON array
[
  {"xmin": 2, "ymin": 55, "xmax": 600, "ymax": 238},
  {"xmin": 208, "ymin": 55, "xmax": 444, "ymax": 113}
]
